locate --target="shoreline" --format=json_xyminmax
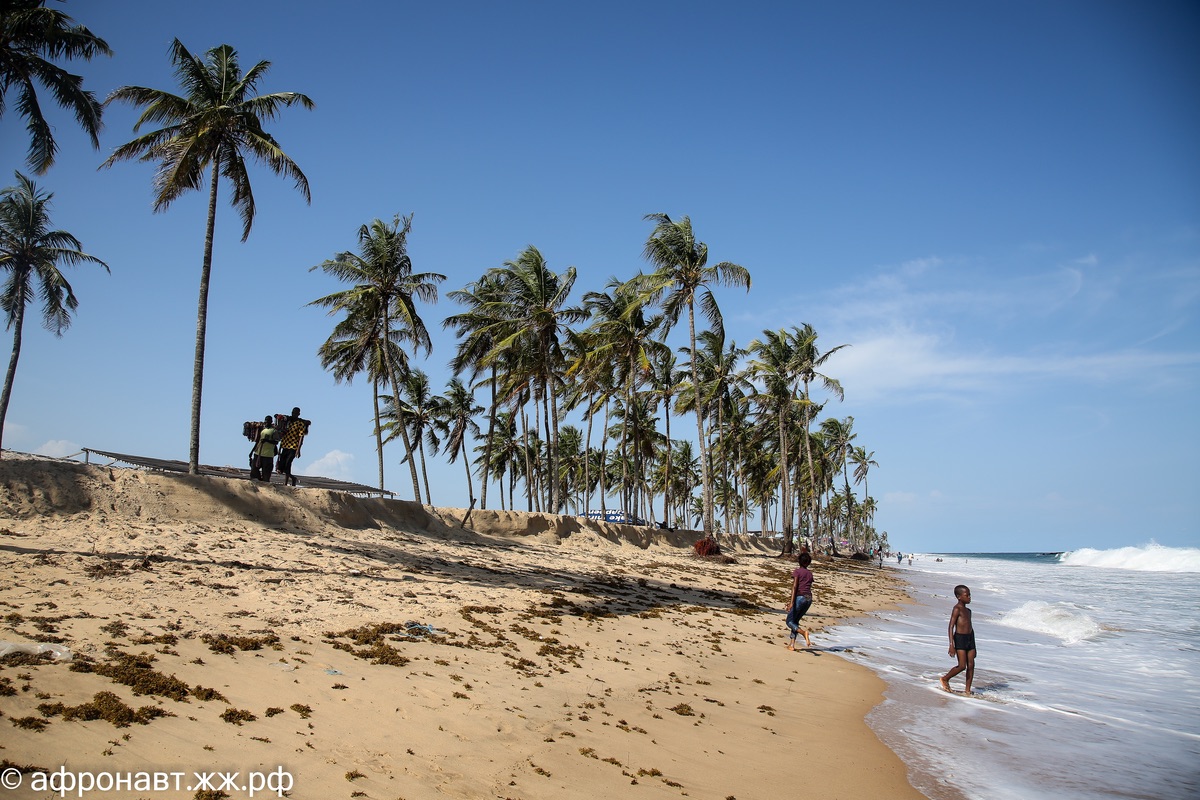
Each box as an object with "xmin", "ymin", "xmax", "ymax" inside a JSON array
[{"xmin": 1, "ymin": 453, "xmax": 925, "ymax": 799}]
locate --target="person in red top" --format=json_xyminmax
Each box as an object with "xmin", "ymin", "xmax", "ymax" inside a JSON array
[{"xmin": 785, "ymin": 551, "xmax": 814, "ymax": 650}]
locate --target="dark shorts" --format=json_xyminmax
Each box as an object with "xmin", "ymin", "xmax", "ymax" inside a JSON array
[{"xmin": 953, "ymin": 632, "xmax": 976, "ymax": 652}]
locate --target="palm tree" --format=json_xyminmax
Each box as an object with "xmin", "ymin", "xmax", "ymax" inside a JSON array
[
  {"xmin": 851, "ymin": 445, "xmax": 878, "ymax": 503},
  {"xmin": 822, "ymin": 416, "xmax": 857, "ymax": 548},
  {"xmin": 746, "ymin": 327, "xmax": 802, "ymax": 553},
  {"xmin": 1, "ymin": 0, "xmax": 110, "ymax": 173},
  {"xmin": 102, "ymin": 39, "xmax": 313, "ymax": 473},
  {"xmin": 310, "ymin": 215, "xmax": 445, "ymax": 500},
  {"xmin": 478, "ymin": 246, "xmax": 587, "ymax": 512},
  {"xmin": 445, "ymin": 272, "xmax": 505, "ymax": 509},
  {"xmin": 382, "ymin": 368, "xmax": 441, "ymax": 503},
  {"xmin": 436, "ymin": 377, "xmax": 482, "ymax": 508},
  {"xmin": 640, "ymin": 213, "xmax": 750, "ymax": 536},
  {"xmin": 581, "ymin": 276, "xmax": 666, "ymax": 518},
  {"xmin": 646, "ymin": 349, "xmax": 680, "ymax": 527},
  {"xmin": 792, "ymin": 323, "xmax": 846, "ymax": 545},
  {"xmin": 0, "ymin": 171, "xmax": 107, "ymax": 454},
  {"xmin": 314, "ymin": 290, "xmax": 407, "ymax": 489}
]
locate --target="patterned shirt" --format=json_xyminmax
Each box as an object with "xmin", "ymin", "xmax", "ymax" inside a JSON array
[{"xmin": 279, "ymin": 418, "xmax": 309, "ymax": 450}]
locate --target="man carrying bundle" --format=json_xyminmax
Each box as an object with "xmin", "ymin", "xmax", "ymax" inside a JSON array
[
  {"xmin": 275, "ymin": 407, "xmax": 311, "ymax": 487},
  {"xmin": 249, "ymin": 415, "xmax": 279, "ymax": 482}
]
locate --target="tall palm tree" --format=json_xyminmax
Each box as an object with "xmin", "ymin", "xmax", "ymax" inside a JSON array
[
  {"xmin": 0, "ymin": 171, "xmax": 106, "ymax": 454},
  {"xmin": 310, "ymin": 215, "xmax": 445, "ymax": 500},
  {"xmin": 1, "ymin": 0, "xmax": 110, "ymax": 174},
  {"xmin": 822, "ymin": 416, "xmax": 857, "ymax": 548},
  {"xmin": 646, "ymin": 349, "xmax": 680, "ymax": 527},
  {"xmin": 640, "ymin": 213, "xmax": 750, "ymax": 536},
  {"xmin": 562, "ymin": 330, "xmax": 618, "ymax": 517},
  {"xmin": 381, "ymin": 368, "xmax": 442, "ymax": 504},
  {"xmin": 436, "ymin": 377, "xmax": 482, "ymax": 508},
  {"xmin": 581, "ymin": 276, "xmax": 666, "ymax": 518},
  {"xmin": 314, "ymin": 290, "xmax": 407, "ymax": 489},
  {"xmin": 102, "ymin": 39, "xmax": 313, "ymax": 473},
  {"xmin": 478, "ymin": 246, "xmax": 587, "ymax": 512},
  {"xmin": 747, "ymin": 328, "xmax": 802, "ymax": 553},
  {"xmin": 445, "ymin": 272, "xmax": 505, "ymax": 509},
  {"xmin": 792, "ymin": 323, "xmax": 846, "ymax": 544},
  {"xmin": 851, "ymin": 445, "xmax": 878, "ymax": 504},
  {"xmin": 694, "ymin": 329, "xmax": 747, "ymax": 535}
]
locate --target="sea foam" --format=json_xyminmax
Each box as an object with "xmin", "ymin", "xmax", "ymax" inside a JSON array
[
  {"xmin": 1059, "ymin": 543, "xmax": 1200, "ymax": 573},
  {"xmin": 998, "ymin": 600, "xmax": 1103, "ymax": 644}
]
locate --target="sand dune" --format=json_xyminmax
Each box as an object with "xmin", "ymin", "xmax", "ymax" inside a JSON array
[{"xmin": 0, "ymin": 452, "xmax": 923, "ymax": 799}]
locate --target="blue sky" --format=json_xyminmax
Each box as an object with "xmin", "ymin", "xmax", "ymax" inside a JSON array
[{"xmin": 2, "ymin": 0, "xmax": 1196, "ymax": 553}]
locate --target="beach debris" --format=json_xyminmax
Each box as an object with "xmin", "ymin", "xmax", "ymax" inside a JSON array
[
  {"xmin": 0, "ymin": 641, "xmax": 72, "ymax": 662},
  {"xmin": 220, "ymin": 707, "xmax": 257, "ymax": 725},
  {"xmin": 37, "ymin": 690, "xmax": 169, "ymax": 728}
]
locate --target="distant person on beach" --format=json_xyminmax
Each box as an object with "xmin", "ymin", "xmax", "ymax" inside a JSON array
[
  {"xmin": 275, "ymin": 407, "xmax": 311, "ymax": 487},
  {"xmin": 940, "ymin": 584, "xmax": 975, "ymax": 695},
  {"xmin": 785, "ymin": 551, "xmax": 814, "ymax": 650},
  {"xmin": 249, "ymin": 415, "xmax": 278, "ymax": 483}
]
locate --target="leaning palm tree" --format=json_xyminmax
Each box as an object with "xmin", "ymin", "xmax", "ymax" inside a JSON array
[
  {"xmin": 0, "ymin": 171, "xmax": 107, "ymax": 454},
  {"xmin": 101, "ymin": 39, "xmax": 313, "ymax": 473},
  {"xmin": 640, "ymin": 213, "xmax": 750, "ymax": 536},
  {"xmin": 310, "ymin": 215, "xmax": 445, "ymax": 500},
  {"xmin": 1, "ymin": 0, "xmax": 110, "ymax": 174}
]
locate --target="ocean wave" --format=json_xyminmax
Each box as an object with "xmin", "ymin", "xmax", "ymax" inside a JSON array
[
  {"xmin": 997, "ymin": 600, "xmax": 1103, "ymax": 645},
  {"xmin": 1058, "ymin": 543, "xmax": 1200, "ymax": 573}
]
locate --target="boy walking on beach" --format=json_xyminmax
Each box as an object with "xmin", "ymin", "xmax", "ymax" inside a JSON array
[
  {"xmin": 941, "ymin": 584, "xmax": 975, "ymax": 694},
  {"xmin": 785, "ymin": 551, "xmax": 814, "ymax": 650}
]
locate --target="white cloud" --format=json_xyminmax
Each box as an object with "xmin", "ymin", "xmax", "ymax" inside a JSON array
[
  {"xmin": 36, "ymin": 440, "xmax": 80, "ymax": 458},
  {"xmin": 832, "ymin": 325, "xmax": 1200, "ymax": 404},
  {"xmin": 304, "ymin": 449, "xmax": 355, "ymax": 480}
]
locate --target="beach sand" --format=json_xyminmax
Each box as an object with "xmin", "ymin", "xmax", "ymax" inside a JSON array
[{"xmin": 0, "ymin": 453, "xmax": 923, "ymax": 799}]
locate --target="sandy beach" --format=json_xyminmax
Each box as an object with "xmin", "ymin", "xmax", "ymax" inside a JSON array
[{"xmin": 0, "ymin": 453, "xmax": 923, "ymax": 800}]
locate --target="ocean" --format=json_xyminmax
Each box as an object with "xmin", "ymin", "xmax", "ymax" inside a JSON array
[{"xmin": 822, "ymin": 544, "xmax": 1200, "ymax": 800}]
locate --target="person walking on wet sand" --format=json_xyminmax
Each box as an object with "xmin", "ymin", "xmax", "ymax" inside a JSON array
[
  {"xmin": 785, "ymin": 551, "xmax": 814, "ymax": 650},
  {"xmin": 941, "ymin": 584, "xmax": 975, "ymax": 694}
]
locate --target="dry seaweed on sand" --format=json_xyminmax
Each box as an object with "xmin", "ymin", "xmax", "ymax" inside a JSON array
[{"xmin": 37, "ymin": 690, "xmax": 171, "ymax": 728}]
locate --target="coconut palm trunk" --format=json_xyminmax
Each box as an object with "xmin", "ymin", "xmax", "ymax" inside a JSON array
[
  {"xmin": 187, "ymin": 160, "xmax": 222, "ymax": 473},
  {"xmin": 687, "ymin": 304, "xmax": 714, "ymax": 536},
  {"xmin": 0, "ymin": 300, "xmax": 27, "ymax": 441},
  {"xmin": 373, "ymin": 379, "xmax": 385, "ymax": 489}
]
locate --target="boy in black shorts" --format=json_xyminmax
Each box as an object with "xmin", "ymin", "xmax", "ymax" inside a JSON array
[{"xmin": 940, "ymin": 584, "xmax": 975, "ymax": 695}]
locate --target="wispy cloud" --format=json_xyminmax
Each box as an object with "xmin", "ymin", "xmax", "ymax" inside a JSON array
[
  {"xmin": 831, "ymin": 329, "xmax": 1200, "ymax": 403},
  {"xmin": 35, "ymin": 440, "xmax": 80, "ymax": 458},
  {"xmin": 742, "ymin": 252, "xmax": 1200, "ymax": 406},
  {"xmin": 305, "ymin": 450, "xmax": 355, "ymax": 480}
]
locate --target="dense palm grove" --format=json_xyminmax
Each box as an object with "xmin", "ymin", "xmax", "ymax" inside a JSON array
[
  {"xmin": 311, "ymin": 213, "xmax": 886, "ymax": 557},
  {"xmin": 1, "ymin": 1, "xmax": 885, "ymax": 556}
]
